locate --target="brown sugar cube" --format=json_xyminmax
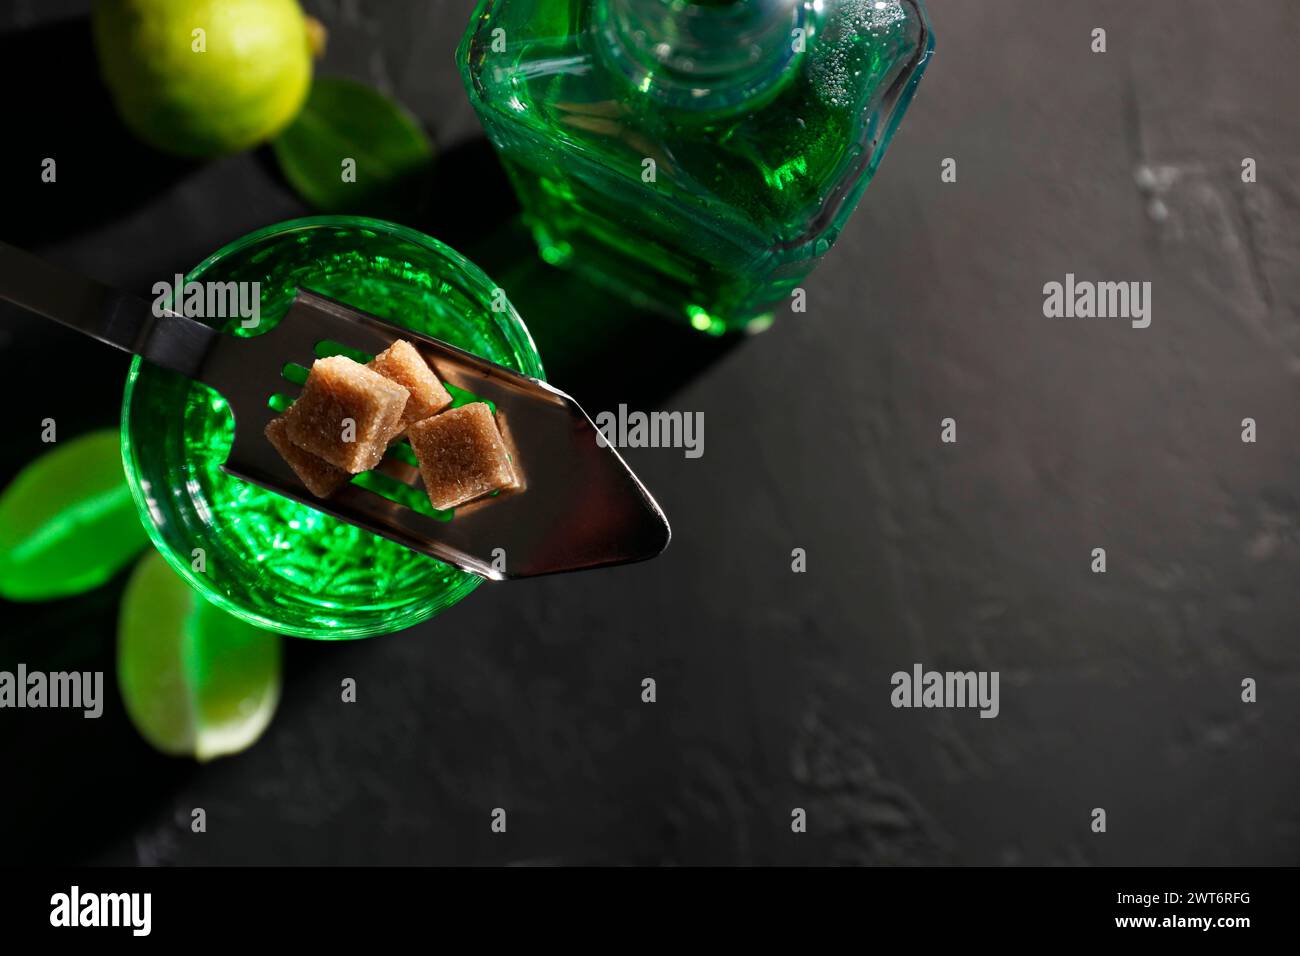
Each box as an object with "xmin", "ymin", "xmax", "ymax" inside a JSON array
[
  {"xmin": 283, "ymin": 355, "xmax": 409, "ymax": 473},
  {"xmin": 367, "ymin": 339, "xmax": 452, "ymax": 427},
  {"xmin": 408, "ymin": 403, "xmax": 520, "ymax": 511},
  {"xmin": 265, "ymin": 416, "xmax": 351, "ymax": 498}
]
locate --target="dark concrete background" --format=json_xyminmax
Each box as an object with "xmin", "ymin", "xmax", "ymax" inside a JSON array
[{"xmin": 1, "ymin": 0, "xmax": 1297, "ymax": 865}]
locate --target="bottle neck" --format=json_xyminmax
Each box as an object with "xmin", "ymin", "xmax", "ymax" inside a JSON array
[{"xmin": 596, "ymin": 0, "xmax": 806, "ymax": 111}]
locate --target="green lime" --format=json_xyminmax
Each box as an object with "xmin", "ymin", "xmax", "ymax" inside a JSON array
[
  {"xmin": 93, "ymin": 0, "xmax": 316, "ymax": 157},
  {"xmin": 118, "ymin": 550, "xmax": 282, "ymax": 761},
  {"xmin": 0, "ymin": 429, "xmax": 148, "ymax": 601}
]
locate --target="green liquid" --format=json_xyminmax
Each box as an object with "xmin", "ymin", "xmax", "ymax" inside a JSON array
[
  {"xmin": 122, "ymin": 218, "xmax": 544, "ymax": 639},
  {"xmin": 460, "ymin": 0, "xmax": 933, "ymax": 332}
]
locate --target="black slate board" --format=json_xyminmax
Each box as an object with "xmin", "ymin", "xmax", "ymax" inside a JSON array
[{"xmin": 0, "ymin": 0, "xmax": 1297, "ymax": 866}]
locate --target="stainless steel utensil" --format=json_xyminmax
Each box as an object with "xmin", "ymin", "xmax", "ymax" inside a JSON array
[{"xmin": 0, "ymin": 242, "xmax": 670, "ymax": 579}]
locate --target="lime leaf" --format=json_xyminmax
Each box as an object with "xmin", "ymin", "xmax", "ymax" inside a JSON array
[
  {"xmin": 0, "ymin": 430, "xmax": 148, "ymax": 601},
  {"xmin": 271, "ymin": 76, "xmax": 435, "ymax": 215},
  {"xmin": 118, "ymin": 551, "xmax": 282, "ymax": 762}
]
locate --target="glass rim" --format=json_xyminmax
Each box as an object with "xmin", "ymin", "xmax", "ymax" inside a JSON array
[{"xmin": 119, "ymin": 215, "xmax": 544, "ymax": 638}]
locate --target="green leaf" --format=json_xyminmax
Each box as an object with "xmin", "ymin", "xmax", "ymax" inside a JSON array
[
  {"xmin": 0, "ymin": 430, "xmax": 148, "ymax": 601},
  {"xmin": 118, "ymin": 551, "xmax": 282, "ymax": 762},
  {"xmin": 271, "ymin": 76, "xmax": 435, "ymax": 215}
]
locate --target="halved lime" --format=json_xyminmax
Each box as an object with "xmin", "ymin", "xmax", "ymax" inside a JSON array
[
  {"xmin": 118, "ymin": 550, "xmax": 282, "ymax": 761},
  {"xmin": 0, "ymin": 429, "xmax": 147, "ymax": 601}
]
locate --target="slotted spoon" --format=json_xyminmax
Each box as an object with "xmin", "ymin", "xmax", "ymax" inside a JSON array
[{"xmin": 0, "ymin": 242, "xmax": 670, "ymax": 579}]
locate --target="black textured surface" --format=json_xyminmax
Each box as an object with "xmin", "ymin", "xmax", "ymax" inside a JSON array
[{"xmin": 1, "ymin": 0, "xmax": 1298, "ymax": 866}]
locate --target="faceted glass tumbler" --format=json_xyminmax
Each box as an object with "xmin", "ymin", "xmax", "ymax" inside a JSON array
[{"xmin": 120, "ymin": 216, "xmax": 545, "ymax": 639}]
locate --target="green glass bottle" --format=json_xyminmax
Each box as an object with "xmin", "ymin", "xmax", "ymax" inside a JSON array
[{"xmin": 458, "ymin": 0, "xmax": 933, "ymax": 333}]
